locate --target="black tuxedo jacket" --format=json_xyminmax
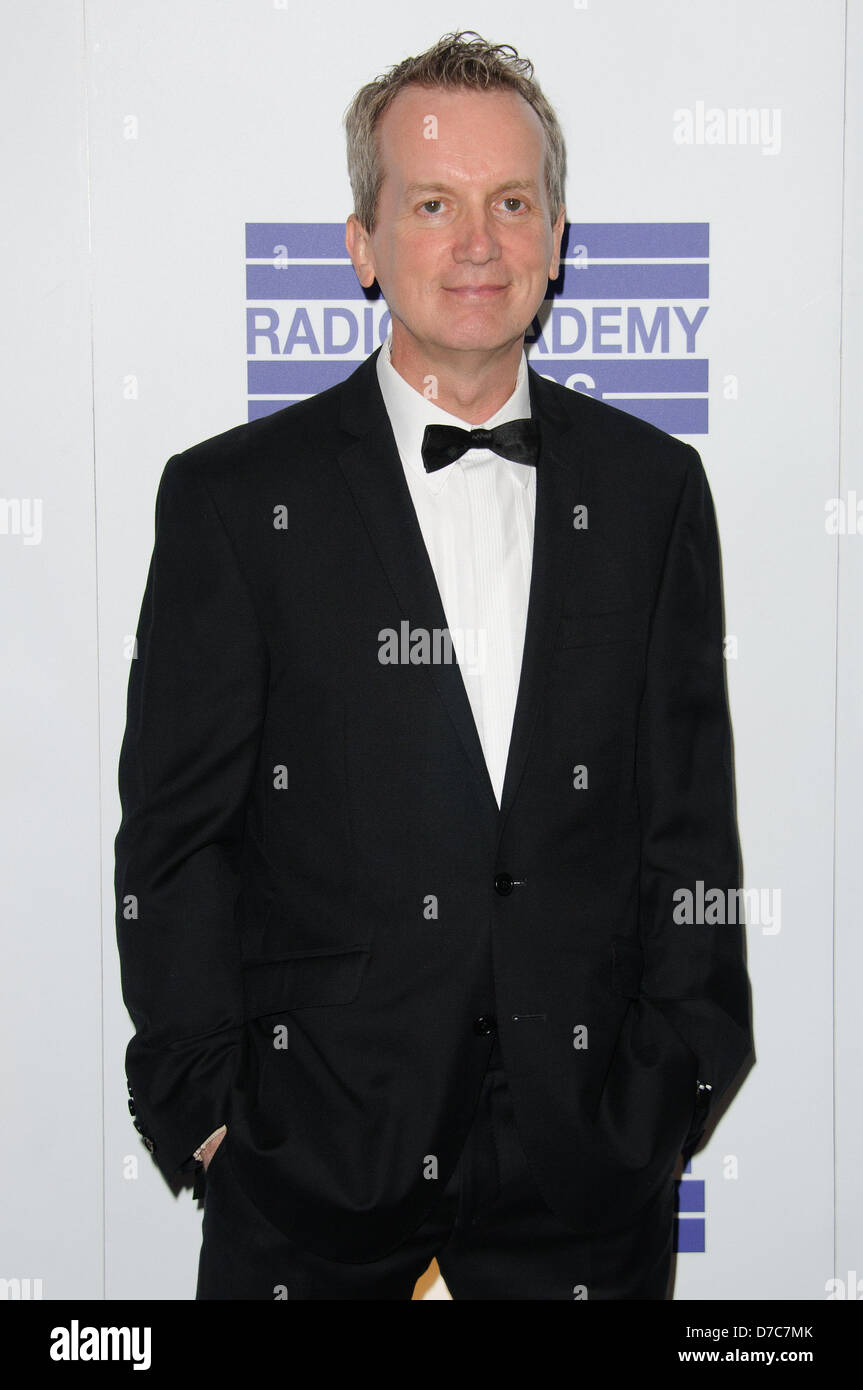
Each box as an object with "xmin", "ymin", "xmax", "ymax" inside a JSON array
[{"xmin": 115, "ymin": 345, "xmax": 753, "ymax": 1262}]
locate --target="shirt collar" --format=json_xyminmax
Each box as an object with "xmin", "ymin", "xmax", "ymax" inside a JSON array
[{"xmin": 375, "ymin": 331, "xmax": 533, "ymax": 493}]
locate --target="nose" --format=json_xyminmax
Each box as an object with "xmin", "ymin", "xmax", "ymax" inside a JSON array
[{"xmin": 452, "ymin": 204, "xmax": 502, "ymax": 263}]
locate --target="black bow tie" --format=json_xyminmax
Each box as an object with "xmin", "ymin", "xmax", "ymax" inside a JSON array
[{"xmin": 421, "ymin": 418, "xmax": 540, "ymax": 473}]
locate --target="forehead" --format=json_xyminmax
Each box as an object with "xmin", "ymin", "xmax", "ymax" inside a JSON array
[{"xmin": 377, "ymin": 84, "xmax": 546, "ymax": 184}]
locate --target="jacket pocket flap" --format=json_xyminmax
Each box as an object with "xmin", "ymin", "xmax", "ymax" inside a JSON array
[
  {"xmin": 611, "ymin": 936, "xmax": 645, "ymax": 998},
  {"xmin": 241, "ymin": 946, "xmax": 370, "ymax": 1017}
]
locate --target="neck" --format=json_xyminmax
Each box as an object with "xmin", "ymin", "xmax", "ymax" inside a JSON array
[{"xmin": 388, "ymin": 331, "xmax": 524, "ymax": 424}]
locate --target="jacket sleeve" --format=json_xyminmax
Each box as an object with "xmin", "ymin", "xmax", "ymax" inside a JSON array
[
  {"xmin": 635, "ymin": 446, "xmax": 753, "ymax": 1154},
  {"xmin": 114, "ymin": 452, "xmax": 268, "ymax": 1183}
]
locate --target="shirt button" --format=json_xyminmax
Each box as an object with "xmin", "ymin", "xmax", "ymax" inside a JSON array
[
  {"xmin": 473, "ymin": 1016, "xmax": 497, "ymax": 1036},
  {"xmin": 494, "ymin": 872, "xmax": 514, "ymax": 895}
]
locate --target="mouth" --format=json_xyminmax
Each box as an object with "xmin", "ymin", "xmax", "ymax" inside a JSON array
[{"xmin": 444, "ymin": 284, "xmax": 508, "ymax": 299}]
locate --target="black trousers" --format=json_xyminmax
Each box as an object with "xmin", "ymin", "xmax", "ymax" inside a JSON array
[{"xmin": 196, "ymin": 1037, "xmax": 677, "ymax": 1301}]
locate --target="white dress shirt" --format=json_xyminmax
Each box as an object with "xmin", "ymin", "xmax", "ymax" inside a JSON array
[{"xmin": 376, "ymin": 332, "xmax": 536, "ymax": 807}]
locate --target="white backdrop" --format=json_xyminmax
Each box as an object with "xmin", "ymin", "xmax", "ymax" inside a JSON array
[{"xmin": 1, "ymin": 0, "xmax": 860, "ymax": 1301}]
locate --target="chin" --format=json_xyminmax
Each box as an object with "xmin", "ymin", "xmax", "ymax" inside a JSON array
[
  {"xmin": 435, "ymin": 313, "xmax": 517, "ymax": 341},
  {"xmin": 392, "ymin": 315, "xmax": 520, "ymax": 355}
]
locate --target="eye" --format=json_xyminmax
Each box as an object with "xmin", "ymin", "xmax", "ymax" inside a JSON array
[
  {"xmin": 502, "ymin": 197, "xmax": 527, "ymax": 213},
  {"xmin": 420, "ymin": 200, "xmax": 444, "ymax": 215}
]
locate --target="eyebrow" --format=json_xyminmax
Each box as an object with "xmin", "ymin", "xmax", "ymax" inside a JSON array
[{"xmin": 401, "ymin": 179, "xmax": 540, "ymax": 201}]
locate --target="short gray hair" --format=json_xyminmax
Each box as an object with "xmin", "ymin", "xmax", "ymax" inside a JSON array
[{"xmin": 343, "ymin": 29, "xmax": 567, "ymax": 235}]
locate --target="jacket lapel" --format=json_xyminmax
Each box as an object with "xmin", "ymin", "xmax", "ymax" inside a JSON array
[
  {"xmin": 496, "ymin": 367, "xmax": 582, "ymax": 837},
  {"xmin": 336, "ymin": 347, "xmax": 582, "ymax": 843}
]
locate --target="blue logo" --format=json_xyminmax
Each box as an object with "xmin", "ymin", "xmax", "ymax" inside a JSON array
[{"xmin": 245, "ymin": 222, "xmax": 709, "ymax": 434}]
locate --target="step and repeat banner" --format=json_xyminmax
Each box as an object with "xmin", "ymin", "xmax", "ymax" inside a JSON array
[{"xmin": 2, "ymin": 0, "xmax": 861, "ymax": 1302}]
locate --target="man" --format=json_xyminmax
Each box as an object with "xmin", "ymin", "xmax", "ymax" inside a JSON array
[{"xmin": 115, "ymin": 30, "xmax": 753, "ymax": 1300}]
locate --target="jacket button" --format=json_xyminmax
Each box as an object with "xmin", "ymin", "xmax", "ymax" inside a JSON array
[
  {"xmin": 143, "ymin": 1137, "xmax": 156, "ymax": 1154},
  {"xmin": 127, "ymin": 1098, "xmax": 137, "ymax": 1117},
  {"xmin": 473, "ymin": 1016, "xmax": 497, "ymax": 1036},
  {"xmin": 494, "ymin": 872, "xmax": 514, "ymax": 895}
]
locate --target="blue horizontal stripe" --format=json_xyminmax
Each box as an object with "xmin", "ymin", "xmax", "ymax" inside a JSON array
[
  {"xmin": 550, "ymin": 263, "xmax": 708, "ymax": 299},
  {"xmin": 248, "ymin": 361, "xmax": 359, "ymax": 394},
  {"xmin": 246, "ymin": 224, "xmax": 347, "ymax": 258},
  {"xmin": 245, "ymin": 222, "xmax": 709, "ymax": 260},
  {"xmin": 247, "ymin": 264, "xmax": 372, "ymax": 299},
  {"xmin": 675, "ymin": 1217, "xmax": 706, "ymax": 1254},
  {"xmin": 564, "ymin": 223, "xmax": 708, "ymax": 258},
  {"xmin": 247, "ymin": 261, "xmax": 709, "ymax": 301},
  {"xmin": 616, "ymin": 398, "xmax": 708, "ymax": 434},
  {"xmin": 247, "ymin": 359, "xmax": 707, "ymax": 397},
  {"xmin": 530, "ymin": 359, "xmax": 708, "ymax": 390},
  {"xmin": 676, "ymin": 1179, "xmax": 706, "ymax": 1214}
]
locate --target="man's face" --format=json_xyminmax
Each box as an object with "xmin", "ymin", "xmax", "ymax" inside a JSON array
[{"xmin": 347, "ymin": 84, "xmax": 565, "ymax": 361}]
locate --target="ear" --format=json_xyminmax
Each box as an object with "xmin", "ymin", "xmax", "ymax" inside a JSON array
[
  {"xmin": 548, "ymin": 204, "xmax": 566, "ymax": 282},
  {"xmin": 345, "ymin": 213, "xmax": 377, "ymax": 290}
]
